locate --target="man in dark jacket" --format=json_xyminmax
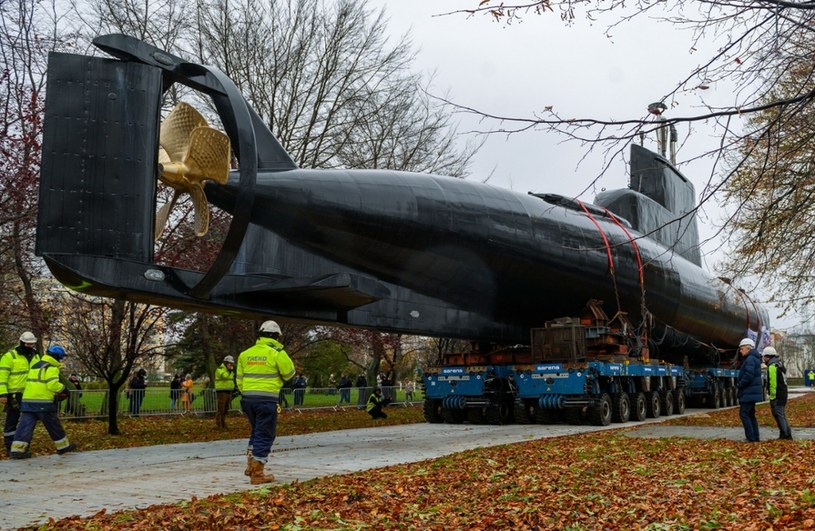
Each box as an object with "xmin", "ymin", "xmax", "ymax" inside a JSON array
[
  {"xmin": 366, "ymin": 387, "xmax": 389, "ymax": 419},
  {"xmin": 762, "ymin": 347, "xmax": 792, "ymax": 440},
  {"xmin": 736, "ymin": 338, "xmax": 763, "ymax": 442},
  {"xmin": 127, "ymin": 369, "xmax": 147, "ymax": 416}
]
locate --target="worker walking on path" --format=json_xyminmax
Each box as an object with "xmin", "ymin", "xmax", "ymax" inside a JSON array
[
  {"xmin": 0, "ymin": 331, "xmax": 40, "ymax": 455},
  {"xmin": 762, "ymin": 346, "xmax": 792, "ymax": 440},
  {"xmin": 214, "ymin": 355, "xmax": 236, "ymax": 429},
  {"xmin": 237, "ymin": 320, "xmax": 295, "ymax": 484},
  {"xmin": 10, "ymin": 345, "xmax": 74, "ymax": 458}
]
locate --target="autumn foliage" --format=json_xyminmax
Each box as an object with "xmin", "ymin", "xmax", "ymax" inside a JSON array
[{"xmin": 16, "ymin": 394, "xmax": 815, "ymax": 530}]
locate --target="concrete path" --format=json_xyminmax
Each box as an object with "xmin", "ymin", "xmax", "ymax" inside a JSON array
[{"xmin": 2, "ymin": 388, "xmax": 812, "ymax": 530}]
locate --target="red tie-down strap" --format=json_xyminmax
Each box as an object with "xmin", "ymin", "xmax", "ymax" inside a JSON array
[{"xmin": 577, "ymin": 199, "xmax": 621, "ymax": 314}]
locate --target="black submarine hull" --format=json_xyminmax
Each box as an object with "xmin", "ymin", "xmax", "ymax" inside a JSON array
[{"xmin": 35, "ymin": 35, "xmax": 768, "ymax": 364}]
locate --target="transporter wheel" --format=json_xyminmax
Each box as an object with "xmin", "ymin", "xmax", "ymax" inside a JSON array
[
  {"xmin": 632, "ymin": 392, "xmax": 647, "ymax": 422},
  {"xmin": 660, "ymin": 391, "xmax": 674, "ymax": 416},
  {"xmin": 535, "ymin": 407, "xmax": 560, "ymax": 424},
  {"xmin": 564, "ymin": 407, "xmax": 586, "ymax": 425},
  {"xmin": 611, "ymin": 393, "xmax": 630, "ymax": 423},
  {"xmin": 730, "ymin": 387, "xmax": 738, "ymax": 406},
  {"xmin": 441, "ymin": 407, "xmax": 465, "ymax": 424},
  {"xmin": 709, "ymin": 387, "xmax": 720, "ymax": 409},
  {"xmin": 513, "ymin": 401, "xmax": 534, "ymax": 424},
  {"xmin": 673, "ymin": 389, "xmax": 686, "ymax": 414},
  {"xmin": 723, "ymin": 386, "xmax": 733, "ymax": 407},
  {"xmin": 589, "ymin": 393, "xmax": 612, "ymax": 426},
  {"xmin": 423, "ymin": 400, "xmax": 443, "ymax": 423},
  {"xmin": 646, "ymin": 391, "xmax": 661, "ymax": 418},
  {"xmin": 467, "ymin": 407, "xmax": 486, "ymax": 424},
  {"xmin": 485, "ymin": 401, "xmax": 513, "ymax": 425}
]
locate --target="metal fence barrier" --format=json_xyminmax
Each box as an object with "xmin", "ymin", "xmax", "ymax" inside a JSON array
[{"xmin": 58, "ymin": 386, "xmax": 423, "ymax": 420}]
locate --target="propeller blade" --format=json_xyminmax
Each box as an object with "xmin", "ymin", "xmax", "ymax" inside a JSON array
[
  {"xmin": 155, "ymin": 190, "xmax": 181, "ymax": 239},
  {"xmin": 160, "ymin": 102, "xmax": 207, "ymax": 162},
  {"xmin": 155, "ymin": 102, "xmax": 231, "ymax": 238},
  {"xmin": 158, "ymin": 146, "xmax": 171, "ymax": 165},
  {"xmin": 183, "ymin": 126, "xmax": 231, "ymax": 185},
  {"xmin": 188, "ymin": 182, "xmax": 210, "ymax": 237}
]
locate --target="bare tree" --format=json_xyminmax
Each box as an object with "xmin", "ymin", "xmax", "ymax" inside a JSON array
[
  {"xmin": 190, "ymin": 0, "xmax": 479, "ymax": 174},
  {"xmin": 778, "ymin": 329, "xmax": 815, "ymax": 378},
  {"xmin": 54, "ymin": 294, "xmax": 168, "ymax": 434},
  {"xmin": 431, "ymin": 2, "xmax": 815, "ymax": 319},
  {"xmin": 0, "ymin": 0, "xmax": 63, "ymax": 347}
]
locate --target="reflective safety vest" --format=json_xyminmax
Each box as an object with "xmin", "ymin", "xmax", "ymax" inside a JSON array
[
  {"xmin": 214, "ymin": 363, "xmax": 235, "ymax": 391},
  {"xmin": 20, "ymin": 354, "xmax": 65, "ymax": 412},
  {"xmin": 367, "ymin": 392, "xmax": 384, "ymax": 412},
  {"xmin": 237, "ymin": 337, "xmax": 295, "ymax": 400},
  {"xmin": 767, "ymin": 359, "xmax": 788, "ymax": 403},
  {"xmin": 0, "ymin": 346, "xmax": 40, "ymax": 395}
]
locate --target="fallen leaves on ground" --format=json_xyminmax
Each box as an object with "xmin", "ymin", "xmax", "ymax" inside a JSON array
[
  {"xmin": 18, "ymin": 394, "xmax": 815, "ymax": 529},
  {"xmin": 40, "ymin": 432, "xmax": 815, "ymax": 530},
  {"xmin": 664, "ymin": 391, "xmax": 815, "ymax": 428}
]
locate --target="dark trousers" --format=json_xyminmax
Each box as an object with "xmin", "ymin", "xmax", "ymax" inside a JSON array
[
  {"xmin": 11, "ymin": 409, "xmax": 70, "ymax": 454},
  {"xmin": 128, "ymin": 390, "xmax": 145, "ymax": 415},
  {"xmin": 215, "ymin": 391, "xmax": 232, "ymax": 428},
  {"xmin": 739, "ymin": 401, "xmax": 760, "ymax": 442},
  {"xmin": 3, "ymin": 392, "xmax": 22, "ymax": 451},
  {"xmin": 770, "ymin": 399, "xmax": 792, "ymax": 439},
  {"xmin": 368, "ymin": 404, "xmax": 387, "ymax": 419},
  {"xmin": 241, "ymin": 399, "xmax": 279, "ymax": 463},
  {"xmin": 338, "ymin": 388, "xmax": 351, "ymax": 404}
]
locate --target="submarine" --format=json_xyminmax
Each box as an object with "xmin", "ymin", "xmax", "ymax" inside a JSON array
[{"xmin": 35, "ymin": 35, "xmax": 768, "ymax": 366}]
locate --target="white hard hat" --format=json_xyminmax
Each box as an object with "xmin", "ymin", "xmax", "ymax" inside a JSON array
[
  {"xmin": 259, "ymin": 320, "xmax": 281, "ymax": 334},
  {"xmin": 223, "ymin": 355, "xmax": 235, "ymax": 364},
  {"xmin": 762, "ymin": 347, "xmax": 778, "ymax": 357},
  {"xmin": 19, "ymin": 331, "xmax": 36, "ymax": 343},
  {"xmin": 739, "ymin": 338, "xmax": 755, "ymax": 348}
]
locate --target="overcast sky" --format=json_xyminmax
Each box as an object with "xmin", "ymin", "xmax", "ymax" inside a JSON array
[{"xmin": 368, "ymin": 1, "xmax": 800, "ymax": 330}]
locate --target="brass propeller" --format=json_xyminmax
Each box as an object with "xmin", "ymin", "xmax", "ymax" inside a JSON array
[{"xmin": 155, "ymin": 102, "xmax": 231, "ymax": 239}]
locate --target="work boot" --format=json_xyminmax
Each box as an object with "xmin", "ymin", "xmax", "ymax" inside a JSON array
[
  {"xmin": 10, "ymin": 450, "xmax": 31, "ymax": 459},
  {"xmin": 249, "ymin": 459, "xmax": 275, "ymax": 485},
  {"xmin": 244, "ymin": 449, "xmax": 252, "ymax": 476},
  {"xmin": 57, "ymin": 443, "xmax": 76, "ymax": 455}
]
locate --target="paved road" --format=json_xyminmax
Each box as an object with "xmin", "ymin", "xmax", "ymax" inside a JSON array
[{"xmin": 2, "ymin": 389, "xmax": 812, "ymax": 530}]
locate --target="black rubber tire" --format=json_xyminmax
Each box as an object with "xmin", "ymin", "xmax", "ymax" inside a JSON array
[
  {"xmin": 646, "ymin": 391, "xmax": 661, "ymax": 418},
  {"xmin": 423, "ymin": 400, "xmax": 443, "ymax": 423},
  {"xmin": 660, "ymin": 390, "xmax": 674, "ymax": 416},
  {"xmin": 485, "ymin": 402, "xmax": 512, "ymax": 425},
  {"xmin": 535, "ymin": 408, "xmax": 560, "ymax": 424},
  {"xmin": 513, "ymin": 401, "xmax": 534, "ymax": 424},
  {"xmin": 467, "ymin": 407, "xmax": 485, "ymax": 424},
  {"xmin": 709, "ymin": 386, "xmax": 720, "ymax": 409},
  {"xmin": 441, "ymin": 407, "xmax": 465, "ymax": 424},
  {"xmin": 564, "ymin": 408, "xmax": 585, "ymax": 425},
  {"xmin": 589, "ymin": 393, "xmax": 613, "ymax": 426},
  {"xmin": 673, "ymin": 389, "xmax": 686, "ymax": 414},
  {"xmin": 611, "ymin": 393, "xmax": 630, "ymax": 423},
  {"xmin": 632, "ymin": 392, "xmax": 647, "ymax": 422}
]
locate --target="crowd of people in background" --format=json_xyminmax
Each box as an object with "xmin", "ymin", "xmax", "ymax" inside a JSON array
[{"xmin": 0, "ymin": 324, "xmax": 426, "ymax": 462}]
